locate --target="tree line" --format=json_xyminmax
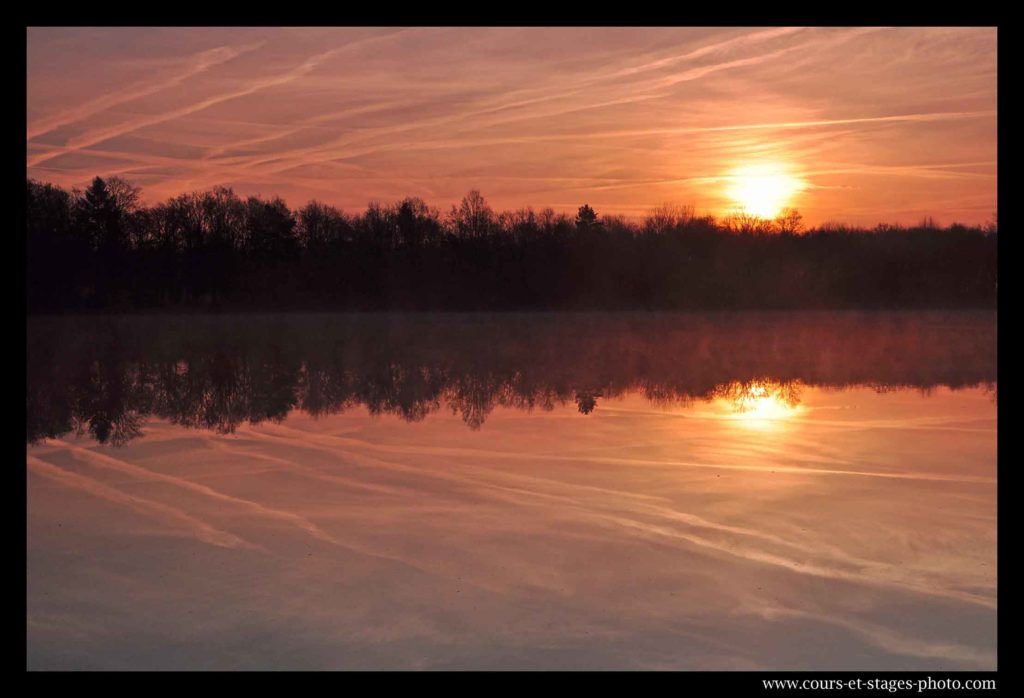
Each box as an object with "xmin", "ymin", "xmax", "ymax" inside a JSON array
[{"xmin": 27, "ymin": 176, "xmax": 998, "ymax": 312}]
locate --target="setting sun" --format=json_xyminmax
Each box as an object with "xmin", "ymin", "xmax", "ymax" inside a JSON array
[
  {"xmin": 725, "ymin": 164, "xmax": 806, "ymax": 219},
  {"xmin": 24, "ymin": 27, "xmax": 999, "ymax": 674}
]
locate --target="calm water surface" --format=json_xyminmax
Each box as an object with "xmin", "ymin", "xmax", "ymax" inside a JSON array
[{"xmin": 26, "ymin": 312, "xmax": 996, "ymax": 670}]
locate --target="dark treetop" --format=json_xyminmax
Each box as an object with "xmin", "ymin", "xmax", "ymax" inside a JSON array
[{"xmin": 27, "ymin": 177, "xmax": 997, "ymax": 313}]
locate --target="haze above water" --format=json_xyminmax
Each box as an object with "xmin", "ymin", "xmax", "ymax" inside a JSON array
[{"xmin": 27, "ymin": 312, "xmax": 996, "ymax": 670}]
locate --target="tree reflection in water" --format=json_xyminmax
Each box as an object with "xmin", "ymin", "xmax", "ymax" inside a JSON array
[{"xmin": 27, "ymin": 311, "xmax": 996, "ymax": 446}]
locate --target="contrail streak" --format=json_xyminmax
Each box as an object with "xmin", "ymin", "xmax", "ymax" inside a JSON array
[
  {"xmin": 27, "ymin": 42, "xmax": 264, "ymax": 141},
  {"xmin": 28, "ymin": 455, "xmax": 257, "ymax": 550}
]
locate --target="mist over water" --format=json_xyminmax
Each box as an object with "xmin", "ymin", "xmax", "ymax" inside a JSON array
[
  {"xmin": 27, "ymin": 312, "xmax": 996, "ymax": 669},
  {"xmin": 28, "ymin": 310, "xmax": 995, "ymax": 444}
]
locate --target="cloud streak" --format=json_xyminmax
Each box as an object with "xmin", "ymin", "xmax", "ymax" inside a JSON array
[
  {"xmin": 27, "ymin": 42, "xmax": 264, "ymax": 141},
  {"xmin": 28, "ymin": 455, "xmax": 257, "ymax": 550},
  {"xmin": 28, "ymin": 30, "xmax": 415, "ymax": 169},
  {"xmin": 26, "ymin": 27, "xmax": 997, "ymax": 225}
]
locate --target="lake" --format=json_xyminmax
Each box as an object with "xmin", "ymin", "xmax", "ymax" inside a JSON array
[{"xmin": 26, "ymin": 312, "xmax": 997, "ymax": 670}]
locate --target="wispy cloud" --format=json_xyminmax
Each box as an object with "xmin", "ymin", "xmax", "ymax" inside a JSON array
[
  {"xmin": 28, "ymin": 455, "xmax": 257, "ymax": 550},
  {"xmin": 27, "ymin": 41, "xmax": 264, "ymax": 141},
  {"xmin": 28, "ymin": 30, "xmax": 415, "ymax": 169},
  {"xmin": 53, "ymin": 439, "xmax": 340, "ymax": 545},
  {"xmin": 26, "ymin": 27, "xmax": 997, "ymax": 224}
]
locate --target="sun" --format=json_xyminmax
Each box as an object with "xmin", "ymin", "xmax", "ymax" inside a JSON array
[{"xmin": 724, "ymin": 163, "xmax": 805, "ymax": 219}]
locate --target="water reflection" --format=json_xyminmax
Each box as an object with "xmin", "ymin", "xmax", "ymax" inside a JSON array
[
  {"xmin": 26, "ymin": 312, "xmax": 997, "ymax": 670},
  {"xmin": 714, "ymin": 379, "xmax": 804, "ymax": 429},
  {"xmin": 27, "ymin": 312, "xmax": 996, "ymax": 445}
]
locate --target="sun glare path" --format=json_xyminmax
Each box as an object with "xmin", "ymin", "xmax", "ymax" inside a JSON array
[{"xmin": 717, "ymin": 380, "xmax": 804, "ymax": 429}]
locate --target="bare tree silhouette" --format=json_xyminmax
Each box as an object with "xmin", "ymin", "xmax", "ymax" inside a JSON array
[{"xmin": 26, "ymin": 178, "xmax": 997, "ymax": 313}]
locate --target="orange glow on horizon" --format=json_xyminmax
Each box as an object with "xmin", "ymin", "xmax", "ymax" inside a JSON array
[{"xmin": 26, "ymin": 27, "xmax": 997, "ymax": 226}]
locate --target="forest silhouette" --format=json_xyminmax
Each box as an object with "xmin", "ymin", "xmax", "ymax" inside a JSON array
[
  {"xmin": 27, "ymin": 177, "xmax": 997, "ymax": 312},
  {"xmin": 28, "ymin": 312, "xmax": 996, "ymax": 445}
]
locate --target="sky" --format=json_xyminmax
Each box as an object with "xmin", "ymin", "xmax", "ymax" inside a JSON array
[{"xmin": 26, "ymin": 27, "xmax": 997, "ymax": 226}]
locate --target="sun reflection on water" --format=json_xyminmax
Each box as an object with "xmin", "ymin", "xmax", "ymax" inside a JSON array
[{"xmin": 715, "ymin": 379, "xmax": 804, "ymax": 429}]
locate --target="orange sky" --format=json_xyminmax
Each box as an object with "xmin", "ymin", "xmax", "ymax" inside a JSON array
[{"xmin": 26, "ymin": 27, "xmax": 997, "ymax": 225}]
